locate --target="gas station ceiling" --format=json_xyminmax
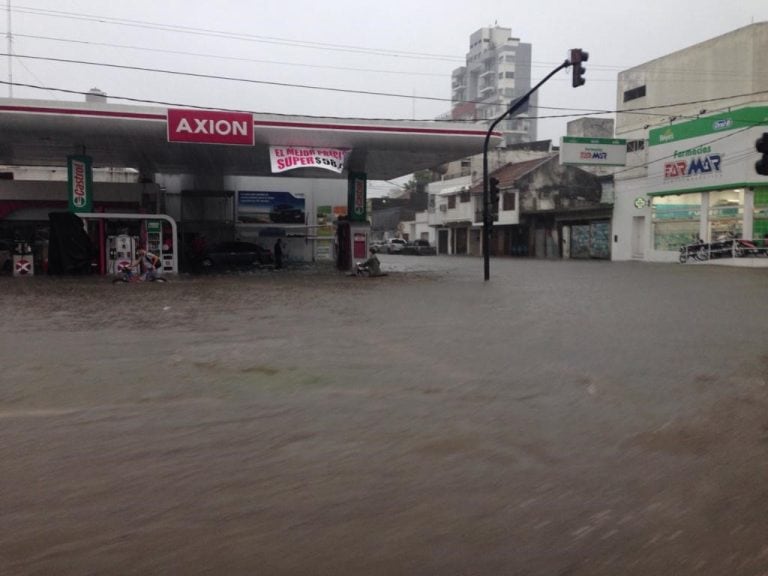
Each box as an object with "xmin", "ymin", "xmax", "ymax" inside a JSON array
[{"xmin": 0, "ymin": 99, "xmax": 501, "ymax": 180}]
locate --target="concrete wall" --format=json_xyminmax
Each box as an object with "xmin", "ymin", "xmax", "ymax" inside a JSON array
[{"xmin": 616, "ymin": 22, "xmax": 768, "ymax": 135}]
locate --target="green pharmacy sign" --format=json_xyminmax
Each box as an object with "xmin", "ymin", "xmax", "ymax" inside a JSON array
[{"xmin": 559, "ymin": 137, "xmax": 627, "ymax": 166}]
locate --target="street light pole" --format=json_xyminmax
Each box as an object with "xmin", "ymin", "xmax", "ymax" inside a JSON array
[{"xmin": 482, "ymin": 58, "xmax": 573, "ymax": 281}]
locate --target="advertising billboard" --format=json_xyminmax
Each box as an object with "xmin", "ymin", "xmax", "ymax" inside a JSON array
[{"xmin": 237, "ymin": 191, "xmax": 306, "ymax": 224}]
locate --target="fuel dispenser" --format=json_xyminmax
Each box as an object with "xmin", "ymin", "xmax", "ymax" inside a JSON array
[
  {"xmin": 145, "ymin": 220, "xmax": 173, "ymax": 272},
  {"xmin": 12, "ymin": 242, "xmax": 34, "ymax": 277},
  {"xmin": 335, "ymin": 219, "xmax": 370, "ymax": 271},
  {"xmin": 107, "ymin": 234, "xmax": 136, "ymax": 274}
]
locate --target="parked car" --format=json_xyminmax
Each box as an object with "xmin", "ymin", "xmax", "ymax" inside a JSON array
[
  {"xmin": 269, "ymin": 204, "xmax": 304, "ymax": 223},
  {"xmin": 386, "ymin": 238, "xmax": 408, "ymax": 253},
  {"xmin": 199, "ymin": 241, "xmax": 273, "ymax": 270},
  {"xmin": 402, "ymin": 239, "xmax": 437, "ymax": 256},
  {"xmin": 370, "ymin": 241, "xmax": 387, "ymax": 253}
]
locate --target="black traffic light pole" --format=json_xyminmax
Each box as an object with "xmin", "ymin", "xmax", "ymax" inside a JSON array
[
  {"xmin": 756, "ymin": 132, "xmax": 768, "ymax": 175},
  {"xmin": 482, "ymin": 51, "xmax": 586, "ymax": 281}
]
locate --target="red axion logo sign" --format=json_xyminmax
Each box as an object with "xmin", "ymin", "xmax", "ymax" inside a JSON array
[{"xmin": 167, "ymin": 109, "xmax": 254, "ymax": 145}]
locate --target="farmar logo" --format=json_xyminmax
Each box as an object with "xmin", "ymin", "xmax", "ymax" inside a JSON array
[{"xmin": 664, "ymin": 146, "xmax": 722, "ymax": 179}]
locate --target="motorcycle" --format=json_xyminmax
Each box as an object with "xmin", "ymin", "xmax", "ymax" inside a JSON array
[
  {"xmin": 679, "ymin": 239, "xmax": 708, "ymax": 263},
  {"xmin": 715, "ymin": 232, "xmax": 766, "ymax": 258}
]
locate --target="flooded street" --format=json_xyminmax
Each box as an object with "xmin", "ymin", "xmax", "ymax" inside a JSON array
[{"xmin": 2, "ymin": 256, "xmax": 768, "ymax": 575}]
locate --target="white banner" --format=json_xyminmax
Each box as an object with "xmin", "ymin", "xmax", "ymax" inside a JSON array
[{"xmin": 270, "ymin": 146, "xmax": 350, "ymax": 174}]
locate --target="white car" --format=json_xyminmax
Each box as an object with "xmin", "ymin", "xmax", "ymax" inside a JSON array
[{"xmin": 386, "ymin": 238, "xmax": 408, "ymax": 254}]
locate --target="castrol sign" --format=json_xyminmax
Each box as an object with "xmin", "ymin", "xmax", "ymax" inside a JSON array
[
  {"xmin": 167, "ymin": 109, "xmax": 254, "ymax": 145},
  {"xmin": 67, "ymin": 155, "xmax": 93, "ymax": 213}
]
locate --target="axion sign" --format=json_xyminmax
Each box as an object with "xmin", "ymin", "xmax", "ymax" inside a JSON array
[{"xmin": 167, "ymin": 109, "xmax": 254, "ymax": 145}]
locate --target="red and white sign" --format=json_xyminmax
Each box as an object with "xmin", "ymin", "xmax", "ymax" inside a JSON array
[
  {"xmin": 270, "ymin": 146, "xmax": 349, "ymax": 174},
  {"xmin": 167, "ymin": 109, "xmax": 254, "ymax": 145},
  {"xmin": 14, "ymin": 258, "xmax": 32, "ymax": 276},
  {"xmin": 71, "ymin": 159, "xmax": 87, "ymax": 208}
]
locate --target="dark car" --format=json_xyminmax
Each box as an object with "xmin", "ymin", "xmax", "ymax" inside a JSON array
[
  {"xmin": 0, "ymin": 240, "xmax": 12, "ymax": 273},
  {"xmin": 200, "ymin": 241, "xmax": 273, "ymax": 270},
  {"xmin": 269, "ymin": 204, "xmax": 304, "ymax": 223},
  {"xmin": 402, "ymin": 239, "xmax": 436, "ymax": 255}
]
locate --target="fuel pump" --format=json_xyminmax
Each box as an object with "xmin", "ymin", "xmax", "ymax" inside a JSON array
[{"xmin": 107, "ymin": 234, "xmax": 136, "ymax": 274}]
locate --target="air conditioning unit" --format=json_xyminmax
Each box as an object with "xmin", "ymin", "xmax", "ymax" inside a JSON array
[{"xmin": 439, "ymin": 205, "xmax": 447, "ymax": 212}]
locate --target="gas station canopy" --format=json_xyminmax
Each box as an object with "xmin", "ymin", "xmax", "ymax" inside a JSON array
[{"xmin": 0, "ymin": 99, "xmax": 502, "ymax": 180}]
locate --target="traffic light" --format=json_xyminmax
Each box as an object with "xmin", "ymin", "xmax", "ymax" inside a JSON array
[
  {"xmin": 756, "ymin": 132, "xmax": 768, "ymax": 176},
  {"xmin": 489, "ymin": 177, "xmax": 500, "ymax": 218},
  {"xmin": 571, "ymin": 48, "xmax": 588, "ymax": 88}
]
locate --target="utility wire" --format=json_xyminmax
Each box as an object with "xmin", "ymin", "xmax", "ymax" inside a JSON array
[
  {"xmin": 2, "ymin": 78, "xmax": 766, "ymax": 130},
  {"xmin": 12, "ymin": 33, "xmax": 450, "ymax": 79},
  {"xmin": 9, "ymin": 4, "xmax": 464, "ymax": 62},
  {"xmin": 4, "ymin": 52, "xmax": 767, "ymax": 119},
  {"xmin": 9, "ymin": 3, "xmax": 711, "ymax": 75}
]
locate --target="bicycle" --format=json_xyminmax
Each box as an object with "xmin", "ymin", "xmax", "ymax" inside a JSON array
[{"xmin": 112, "ymin": 263, "xmax": 167, "ymax": 284}]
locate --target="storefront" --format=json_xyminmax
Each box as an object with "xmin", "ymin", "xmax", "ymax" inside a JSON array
[{"xmin": 619, "ymin": 106, "xmax": 768, "ymax": 262}]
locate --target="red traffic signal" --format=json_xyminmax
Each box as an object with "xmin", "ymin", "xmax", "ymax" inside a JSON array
[
  {"xmin": 570, "ymin": 49, "xmax": 589, "ymax": 88},
  {"xmin": 756, "ymin": 132, "xmax": 768, "ymax": 176}
]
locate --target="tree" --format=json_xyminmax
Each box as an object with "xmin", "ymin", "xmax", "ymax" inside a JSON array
[{"xmin": 402, "ymin": 170, "xmax": 435, "ymax": 196}]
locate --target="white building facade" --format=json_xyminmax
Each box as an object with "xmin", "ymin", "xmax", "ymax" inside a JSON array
[{"xmin": 612, "ymin": 22, "xmax": 768, "ymax": 262}]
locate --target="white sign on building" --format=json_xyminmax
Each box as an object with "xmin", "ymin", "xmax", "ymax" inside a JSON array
[{"xmin": 559, "ymin": 137, "xmax": 627, "ymax": 167}]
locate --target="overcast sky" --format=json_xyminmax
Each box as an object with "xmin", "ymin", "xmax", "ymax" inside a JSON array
[{"xmin": 2, "ymin": 0, "xmax": 768, "ymax": 193}]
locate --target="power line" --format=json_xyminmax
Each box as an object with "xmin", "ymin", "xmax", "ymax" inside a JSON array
[
  {"xmin": 8, "ymin": 52, "xmax": 766, "ymax": 117},
  {"xmin": 9, "ymin": 4, "xmax": 464, "ymax": 62},
  {"xmin": 8, "ymin": 4, "xmax": 697, "ymax": 75},
  {"xmin": 12, "ymin": 33, "xmax": 450, "ymax": 79},
  {"xmin": 2, "ymin": 78, "xmax": 766, "ymax": 128},
  {"xmin": 2, "ymin": 52, "xmax": 458, "ymax": 103},
  {"xmin": 11, "ymin": 32, "xmax": 629, "ymax": 81}
]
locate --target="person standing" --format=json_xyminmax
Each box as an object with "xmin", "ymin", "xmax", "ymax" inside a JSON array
[{"xmin": 274, "ymin": 238, "xmax": 283, "ymax": 269}]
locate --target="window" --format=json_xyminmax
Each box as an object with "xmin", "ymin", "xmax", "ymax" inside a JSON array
[
  {"xmin": 623, "ymin": 85, "xmax": 646, "ymax": 103},
  {"xmin": 459, "ymin": 190, "xmax": 470, "ymax": 203},
  {"xmin": 448, "ymin": 196, "xmax": 456, "ymax": 209},
  {"xmin": 652, "ymin": 193, "xmax": 701, "ymax": 250},
  {"xmin": 754, "ymin": 188, "xmax": 768, "ymax": 244},
  {"xmin": 505, "ymin": 72, "xmax": 514, "ymax": 79},
  {"xmin": 627, "ymin": 140, "xmax": 645, "ymax": 153},
  {"xmin": 503, "ymin": 192, "xmax": 516, "ymax": 211},
  {"xmin": 708, "ymin": 189, "xmax": 743, "ymax": 240}
]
